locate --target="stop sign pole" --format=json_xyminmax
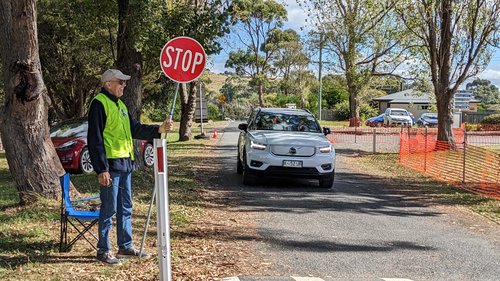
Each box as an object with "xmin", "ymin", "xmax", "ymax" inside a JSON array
[{"xmin": 139, "ymin": 37, "xmax": 206, "ymax": 281}]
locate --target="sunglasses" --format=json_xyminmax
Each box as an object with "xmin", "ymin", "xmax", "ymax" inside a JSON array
[{"xmin": 109, "ymin": 80, "xmax": 127, "ymax": 86}]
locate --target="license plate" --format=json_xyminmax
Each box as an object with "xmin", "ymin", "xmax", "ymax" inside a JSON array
[{"xmin": 283, "ymin": 160, "xmax": 302, "ymax": 168}]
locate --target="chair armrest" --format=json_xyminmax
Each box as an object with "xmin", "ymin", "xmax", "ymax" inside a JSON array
[{"xmin": 72, "ymin": 195, "xmax": 100, "ymax": 203}]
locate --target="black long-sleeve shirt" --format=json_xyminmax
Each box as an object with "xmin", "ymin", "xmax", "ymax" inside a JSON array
[{"xmin": 87, "ymin": 88, "xmax": 160, "ymax": 174}]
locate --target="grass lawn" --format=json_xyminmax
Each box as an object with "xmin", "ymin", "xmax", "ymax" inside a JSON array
[
  {"xmin": 0, "ymin": 121, "xmax": 252, "ymax": 281},
  {"xmin": 0, "ymin": 120, "xmax": 498, "ymax": 280}
]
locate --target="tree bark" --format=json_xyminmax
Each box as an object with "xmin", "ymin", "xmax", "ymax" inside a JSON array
[
  {"xmin": 179, "ymin": 83, "xmax": 196, "ymax": 141},
  {"xmin": 0, "ymin": 0, "xmax": 65, "ymax": 204},
  {"xmin": 436, "ymin": 87, "xmax": 455, "ymax": 149},
  {"xmin": 117, "ymin": 0, "xmax": 145, "ymax": 169},
  {"xmin": 258, "ymin": 83, "xmax": 264, "ymax": 106}
]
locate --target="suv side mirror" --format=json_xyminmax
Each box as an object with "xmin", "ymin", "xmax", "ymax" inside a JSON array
[
  {"xmin": 238, "ymin": 123, "xmax": 248, "ymax": 132},
  {"xmin": 322, "ymin": 127, "xmax": 331, "ymax": 135}
]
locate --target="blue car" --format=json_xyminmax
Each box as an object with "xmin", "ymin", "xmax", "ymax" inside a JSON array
[
  {"xmin": 365, "ymin": 114, "xmax": 384, "ymax": 127},
  {"xmin": 417, "ymin": 112, "xmax": 438, "ymax": 127}
]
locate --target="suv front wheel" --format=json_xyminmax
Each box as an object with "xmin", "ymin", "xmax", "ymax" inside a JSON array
[
  {"xmin": 319, "ymin": 172, "xmax": 334, "ymax": 188},
  {"xmin": 242, "ymin": 154, "xmax": 256, "ymax": 185}
]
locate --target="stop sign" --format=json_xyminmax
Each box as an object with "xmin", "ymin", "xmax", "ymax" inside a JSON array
[{"xmin": 160, "ymin": 37, "xmax": 206, "ymax": 83}]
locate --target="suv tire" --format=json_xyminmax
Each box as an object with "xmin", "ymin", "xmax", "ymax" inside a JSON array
[
  {"xmin": 236, "ymin": 153, "xmax": 243, "ymax": 174},
  {"xmin": 319, "ymin": 173, "xmax": 334, "ymax": 188},
  {"xmin": 242, "ymin": 154, "xmax": 256, "ymax": 185}
]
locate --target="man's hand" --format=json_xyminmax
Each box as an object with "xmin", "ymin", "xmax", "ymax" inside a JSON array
[
  {"xmin": 98, "ymin": 172, "xmax": 112, "ymax": 187},
  {"xmin": 158, "ymin": 119, "xmax": 174, "ymax": 134}
]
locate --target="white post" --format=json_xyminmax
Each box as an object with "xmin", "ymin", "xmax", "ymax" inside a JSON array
[{"xmin": 154, "ymin": 138, "xmax": 172, "ymax": 281}]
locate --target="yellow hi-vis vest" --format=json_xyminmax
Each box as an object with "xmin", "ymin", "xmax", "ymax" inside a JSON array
[{"xmin": 93, "ymin": 93, "xmax": 134, "ymax": 160}]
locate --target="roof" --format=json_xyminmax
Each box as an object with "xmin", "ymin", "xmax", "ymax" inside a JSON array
[{"xmin": 373, "ymin": 89, "xmax": 434, "ymax": 104}]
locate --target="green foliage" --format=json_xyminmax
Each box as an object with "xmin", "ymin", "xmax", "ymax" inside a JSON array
[
  {"xmin": 333, "ymin": 100, "xmax": 377, "ymax": 121},
  {"xmin": 321, "ymin": 75, "xmax": 349, "ymax": 108},
  {"xmin": 481, "ymin": 114, "xmax": 500, "ymax": 124},
  {"xmin": 207, "ymin": 103, "xmax": 221, "ymax": 121},
  {"xmin": 467, "ymin": 78, "xmax": 500, "ymax": 105},
  {"xmin": 220, "ymin": 75, "xmax": 253, "ymax": 102},
  {"xmin": 223, "ymin": 99, "xmax": 254, "ymax": 120},
  {"xmin": 38, "ymin": 0, "xmax": 116, "ymax": 122},
  {"xmin": 265, "ymin": 94, "xmax": 301, "ymax": 108},
  {"xmin": 304, "ymin": 0, "xmax": 408, "ymax": 120},
  {"xmin": 333, "ymin": 100, "xmax": 350, "ymax": 120},
  {"xmin": 226, "ymin": 0, "xmax": 288, "ymax": 105}
]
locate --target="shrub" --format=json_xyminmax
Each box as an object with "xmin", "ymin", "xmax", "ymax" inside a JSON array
[
  {"xmin": 207, "ymin": 103, "xmax": 221, "ymax": 121},
  {"xmin": 481, "ymin": 114, "xmax": 500, "ymax": 124},
  {"xmin": 332, "ymin": 101, "xmax": 378, "ymax": 121}
]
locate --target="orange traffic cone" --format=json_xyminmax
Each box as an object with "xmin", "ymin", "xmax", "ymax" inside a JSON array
[{"xmin": 212, "ymin": 128, "xmax": 217, "ymax": 138}]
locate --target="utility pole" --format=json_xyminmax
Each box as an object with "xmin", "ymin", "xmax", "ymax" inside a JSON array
[{"xmin": 318, "ymin": 33, "xmax": 323, "ymax": 121}]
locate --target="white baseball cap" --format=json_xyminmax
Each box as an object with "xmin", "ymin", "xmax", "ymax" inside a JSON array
[{"xmin": 101, "ymin": 69, "xmax": 131, "ymax": 83}]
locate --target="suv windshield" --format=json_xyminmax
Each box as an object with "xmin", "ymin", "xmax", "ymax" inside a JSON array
[
  {"xmin": 50, "ymin": 119, "xmax": 88, "ymax": 138},
  {"xmin": 252, "ymin": 112, "xmax": 321, "ymax": 132},
  {"xmin": 390, "ymin": 110, "xmax": 408, "ymax": 116}
]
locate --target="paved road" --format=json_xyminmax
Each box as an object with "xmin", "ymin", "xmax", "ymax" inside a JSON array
[{"xmin": 213, "ymin": 122, "xmax": 500, "ymax": 281}]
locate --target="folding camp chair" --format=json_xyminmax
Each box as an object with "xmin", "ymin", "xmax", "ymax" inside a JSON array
[{"xmin": 59, "ymin": 173, "xmax": 100, "ymax": 252}]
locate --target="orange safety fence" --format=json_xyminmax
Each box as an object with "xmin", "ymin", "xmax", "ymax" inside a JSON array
[{"xmin": 399, "ymin": 128, "xmax": 499, "ymax": 199}]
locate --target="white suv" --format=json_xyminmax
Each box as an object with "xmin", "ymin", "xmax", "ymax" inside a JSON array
[
  {"xmin": 383, "ymin": 108, "xmax": 413, "ymax": 127},
  {"xmin": 237, "ymin": 107, "xmax": 336, "ymax": 188}
]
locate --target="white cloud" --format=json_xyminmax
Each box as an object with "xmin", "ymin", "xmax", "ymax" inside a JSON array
[
  {"xmin": 281, "ymin": 0, "xmax": 311, "ymax": 32},
  {"xmin": 478, "ymin": 68, "xmax": 500, "ymax": 87}
]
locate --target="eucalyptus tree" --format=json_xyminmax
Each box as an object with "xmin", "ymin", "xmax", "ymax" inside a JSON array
[
  {"xmin": 273, "ymin": 29, "xmax": 312, "ymax": 105},
  {"xmin": 151, "ymin": 0, "xmax": 230, "ymax": 141},
  {"xmin": 467, "ymin": 78, "xmax": 500, "ymax": 106},
  {"xmin": 396, "ymin": 0, "xmax": 500, "ymax": 147},
  {"xmin": 226, "ymin": 0, "xmax": 288, "ymax": 106},
  {"xmin": 302, "ymin": 0, "xmax": 408, "ymax": 125},
  {"xmin": 38, "ymin": 1, "xmax": 116, "ymax": 122},
  {"xmin": 0, "ymin": 0, "xmax": 64, "ymax": 203}
]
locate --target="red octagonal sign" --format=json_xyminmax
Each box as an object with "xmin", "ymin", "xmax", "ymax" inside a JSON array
[{"xmin": 160, "ymin": 37, "xmax": 206, "ymax": 83}]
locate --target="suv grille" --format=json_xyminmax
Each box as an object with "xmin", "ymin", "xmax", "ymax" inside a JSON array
[{"xmin": 270, "ymin": 145, "xmax": 315, "ymax": 156}]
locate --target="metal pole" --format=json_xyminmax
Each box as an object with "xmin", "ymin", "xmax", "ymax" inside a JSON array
[
  {"xmin": 318, "ymin": 33, "xmax": 323, "ymax": 121},
  {"xmin": 155, "ymin": 138, "xmax": 172, "ymax": 281},
  {"xmin": 424, "ymin": 126, "xmax": 428, "ymax": 172},
  {"xmin": 462, "ymin": 123, "xmax": 467, "ymax": 184},
  {"xmin": 139, "ymin": 82, "xmax": 179, "ymax": 260},
  {"xmin": 372, "ymin": 128, "xmax": 376, "ymax": 154}
]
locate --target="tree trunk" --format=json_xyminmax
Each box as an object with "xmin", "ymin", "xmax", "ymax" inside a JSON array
[
  {"xmin": 258, "ymin": 83, "xmax": 264, "ymax": 106},
  {"xmin": 436, "ymin": 87, "xmax": 455, "ymax": 149},
  {"xmin": 346, "ymin": 69, "xmax": 360, "ymax": 127},
  {"xmin": 0, "ymin": 0, "xmax": 65, "ymax": 204},
  {"xmin": 179, "ymin": 82, "xmax": 196, "ymax": 141},
  {"xmin": 117, "ymin": 0, "xmax": 145, "ymax": 169}
]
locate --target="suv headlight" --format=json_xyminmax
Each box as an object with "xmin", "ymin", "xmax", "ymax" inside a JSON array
[
  {"xmin": 319, "ymin": 145, "xmax": 332, "ymax": 153},
  {"xmin": 250, "ymin": 140, "xmax": 267, "ymax": 150}
]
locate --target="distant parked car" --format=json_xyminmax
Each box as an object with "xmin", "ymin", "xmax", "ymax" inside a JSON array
[
  {"xmin": 237, "ymin": 107, "xmax": 336, "ymax": 188},
  {"xmin": 365, "ymin": 114, "xmax": 385, "ymax": 127},
  {"xmin": 417, "ymin": 112, "xmax": 438, "ymax": 127},
  {"xmin": 50, "ymin": 118, "xmax": 154, "ymax": 174},
  {"xmin": 383, "ymin": 108, "xmax": 413, "ymax": 127}
]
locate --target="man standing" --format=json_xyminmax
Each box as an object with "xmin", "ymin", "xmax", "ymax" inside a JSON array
[{"xmin": 88, "ymin": 69, "xmax": 173, "ymax": 265}]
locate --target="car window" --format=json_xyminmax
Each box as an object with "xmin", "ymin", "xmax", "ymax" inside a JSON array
[
  {"xmin": 50, "ymin": 120, "xmax": 88, "ymax": 138},
  {"xmin": 252, "ymin": 112, "xmax": 321, "ymax": 132},
  {"xmin": 390, "ymin": 110, "xmax": 408, "ymax": 116},
  {"xmin": 423, "ymin": 113, "xmax": 437, "ymax": 119}
]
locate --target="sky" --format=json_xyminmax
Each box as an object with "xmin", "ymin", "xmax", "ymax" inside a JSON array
[{"xmin": 207, "ymin": 0, "xmax": 500, "ymax": 87}]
